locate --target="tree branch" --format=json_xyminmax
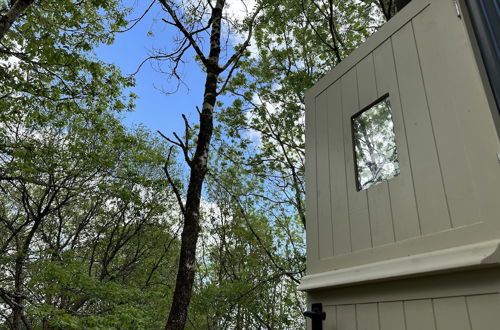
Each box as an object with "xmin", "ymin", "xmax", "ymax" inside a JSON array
[
  {"xmin": 162, "ymin": 147, "xmax": 186, "ymax": 216},
  {"xmin": 0, "ymin": 0, "xmax": 35, "ymax": 41},
  {"xmin": 158, "ymin": 0, "xmax": 209, "ymax": 68}
]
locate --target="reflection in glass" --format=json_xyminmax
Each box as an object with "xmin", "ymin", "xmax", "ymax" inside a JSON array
[{"xmin": 352, "ymin": 97, "xmax": 400, "ymax": 190}]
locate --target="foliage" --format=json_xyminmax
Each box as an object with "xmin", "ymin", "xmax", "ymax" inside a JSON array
[
  {"xmin": 185, "ymin": 156, "xmax": 306, "ymax": 329},
  {"xmin": 0, "ymin": 0, "xmax": 389, "ymax": 328},
  {"xmin": 0, "ymin": 0, "xmax": 135, "ymax": 122},
  {"xmin": 0, "ymin": 95, "xmax": 181, "ymax": 327},
  {"xmin": 210, "ymin": 0, "xmax": 388, "ymax": 326},
  {"xmin": 0, "ymin": 1, "xmax": 181, "ymax": 328}
]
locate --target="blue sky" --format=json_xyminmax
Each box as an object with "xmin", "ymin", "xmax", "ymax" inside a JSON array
[{"xmin": 95, "ymin": 1, "xmax": 207, "ymax": 136}]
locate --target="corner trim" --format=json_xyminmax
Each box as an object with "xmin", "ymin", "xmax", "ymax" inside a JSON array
[{"xmin": 298, "ymin": 239, "xmax": 500, "ymax": 291}]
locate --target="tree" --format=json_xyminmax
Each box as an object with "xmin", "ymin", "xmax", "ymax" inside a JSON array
[
  {"xmin": 0, "ymin": 96, "xmax": 181, "ymax": 328},
  {"xmin": 148, "ymin": 1, "xmax": 263, "ymax": 328},
  {"xmin": 212, "ymin": 1, "xmax": 389, "ymax": 325},
  {"xmin": 0, "ymin": 75, "xmax": 185, "ymax": 330},
  {"xmin": 0, "ymin": 1, "xmax": 181, "ymax": 328},
  {"xmin": 218, "ymin": 0, "xmax": 382, "ymax": 233},
  {"xmin": 0, "ymin": 0, "xmax": 35, "ymax": 40},
  {"xmin": 0, "ymin": 0, "xmax": 398, "ymax": 328},
  {"xmin": 191, "ymin": 150, "xmax": 306, "ymax": 328},
  {"xmin": 0, "ymin": 0, "xmax": 133, "ymax": 125}
]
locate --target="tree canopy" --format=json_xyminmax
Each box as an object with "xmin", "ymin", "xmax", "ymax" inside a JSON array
[{"xmin": 0, "ymin": 0, "xmax": 389, "ymax": 328}]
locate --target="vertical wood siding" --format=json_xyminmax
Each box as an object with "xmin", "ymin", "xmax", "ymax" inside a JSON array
[
  {"xmin": 373, "ymin": 39, "xmax": 420, "ymax": 241},
  {"xmin": 316, "ymin": 90, "xmax": 335, "ymax": 259},
  {"xmin": 328, "ymin": 81, "xmax": 352, "ymax": 255},
  {"xmin": 341, "ymin": 68, "xmax": 372, "ymax": 252},
  {"xmin": 308, "ymin": 0, "xmax": 500, "ymax": 262},
  {"xmin": 357, "ymin": 54, "xmax": 395, "ymax": 248},
  {"xmin": 304, "ymin": 91, "xmax": 319, "ymax": 263},
  {"xmin": 322, "ymin": 294, "xmax": 500, "ymax": 330},
  {"xmin": 391, "ymin": 21, "xmax": 452, "ymax": 235}
]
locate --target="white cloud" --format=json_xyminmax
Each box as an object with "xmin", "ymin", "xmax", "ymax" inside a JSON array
[
  {"xmin": 225, "ymin": 0, "xmax": 257, "ymax": 24},
  {"xmin": 224, "ymin": 0, "xmax": 260, "ymax": 56}
]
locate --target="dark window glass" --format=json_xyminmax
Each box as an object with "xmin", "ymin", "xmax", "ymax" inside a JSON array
[{"xmin": 352, "ymin": 96, "xmax": 400, "ymax": 190}]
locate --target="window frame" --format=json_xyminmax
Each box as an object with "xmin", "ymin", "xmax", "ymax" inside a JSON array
[{"xmin": 351, "ymin": 93, "xmax": 400, "ymax": 191}]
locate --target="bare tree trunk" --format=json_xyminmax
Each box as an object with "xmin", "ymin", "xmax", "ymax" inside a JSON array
[
  {"xmin": 377, "ymin": 0, "xmax": 394, "ymax": 20},
  {"xmin": 164, "ymin": 1, "xmax": 224, "ymax": 329},
  {"xmin": 12, "ymin": 240, "xmax": 25, "ymax": 330},
  {"xmin": 11, "ymin": 195, "xmax": 52, "ymax": 330},
  {"xmin": 12, "ymin": 235, "xmax": 33, "ymax": 330},
  {"xmin": 157, "ymin": 0, "xmax": 259, "ymax": 327},
  {"xmin": 0, "ymin": 0, "xmax": 35, "ymax": 41}
]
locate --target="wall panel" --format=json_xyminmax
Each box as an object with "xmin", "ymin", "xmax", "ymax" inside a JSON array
[
  {"xmin": 466, "ymin": 294, "xmax": 500, "ymax": 330},
  {"xmin": 315, "ymin": 90, "xmax": 334, "ymax": 259},
  {"xmin": 373, "ymin": 38, "xmax": 421, "ymax": 241},
  {"xmin": 356, "ymin": 54, "xmax": 395, "ymax": 247},
  {"xmin": 404, "ymin": 299, "xmax": 436, "ymax": 330},
  {"xmin": 323, "ymin": 294, "xmax": 500, "ymax": 330},
  {"xmin": 412, "ymin": 3, "xmax": 481, "ymax": 228},
  {"xmin": 356, "ymin": 303, "xmax": 380, "ymax": 330},
  {"xmin": 304, "ymin": 91, "xmax": 319, "ymax": 264},
  {"xmin": 391, "ymin": 21, "xmax": 451, "ymax": 235},
  {"xmin": 303, "ymin": 0, "xmax": 500, "ymax": 275},
  {"xmin": 323, "ymin": 305, "xmax": 337, "ymax": 329},
  {"xmin": 379, "ymin": 301, "xmax": 406, "ymax": 330},
  {"xmin": 337, "ymin": 305, "xmax": 357, "ymax": 330},
  {"xmin": 433, "ymin": 297, "xmax": 471, "ymax": 330},
  {"xmin": 328, "ymin": 81, "xmax": 352, "ymax": 255},
  {"xmin": 341, "ymin": 68, "xmax": 372, "ymax": 252}
]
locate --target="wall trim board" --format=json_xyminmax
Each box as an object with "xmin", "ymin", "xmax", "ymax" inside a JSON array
[{"xmin": 299, "ymin": 239, "xmax": 500, "ymax": 291}]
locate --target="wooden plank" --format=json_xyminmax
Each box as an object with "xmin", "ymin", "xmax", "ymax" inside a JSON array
[
  {"xmin": 379, "ymin": 301, "xmax": 406, "ymax": 330},
  {"xmin": 328, "ymin": 81, "xmax": 351, "ymax": 255},
  {"xmin": 373, "ymin": 38, "xmax": 421, "ymax": 241},
  {"xmin": 357, "ymin": 54, "xmax": 395, "ymax": 247},
  {"xmin": 323, "ymin": 305, "xmax": 337, "ymax": 329},
  {"xmin": 357, "ymin": 54, "xmax": 379, "ymax": 110},
  {"xmin": 466, "ymin": 294, "xmax": 500, "ymax": 330},
  {"xmin": 341, "ymin": 68, "xmax": 372, "ymax": 251},
  {"xmin": 433, "ymin": 296, "xmax": 471, "ymax": 330},
  {"xmin": 337, "ymin": 305, "xmax": 357, "ymax": 330},
  {"xmin": 412, "ymin": 3, "xmax": 481, "ymax": 228},
  {"xmin": 315, "ymin": 90, "xmax": 334, "ymax": 259},
  {"xmin": 391, "ymin": 22, "xmax": 451, "ymax": 235},
  {"xmin": 304, "ymin": 91, "xmax": 319, "ymax": 267},
  {"xmin": 367, "ymin": 182, "xmax": 394, "ymax": 246},
  {"xmin": 357, "ymin": 303, "xmax": 380, "ymax": 330},
  {"xmin": 404, "ymin": 299, "xmax": 436, "ymax": 330}
]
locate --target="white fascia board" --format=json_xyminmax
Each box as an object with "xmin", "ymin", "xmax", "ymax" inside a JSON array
[{"xmin": 298, "ymin": 239, "xmax": 500, "ymax": 291}]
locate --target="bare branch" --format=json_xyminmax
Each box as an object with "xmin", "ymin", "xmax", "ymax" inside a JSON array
[
  {"xmin": 216, "ymin": 53, "xmax": 241, "ymax": 95},
  {"xmin": 130, "ymin": 54, "xmax": 172, "ymax": 76},
  {"xmin": 219, "ymin": 4, "xmax": 262, "ymax": 72},
  {"xmin": 181, "ymin": 114, "xmax": 191, "ymax": 153},
  {"xmin": 163, "ymin": 147, "xmax": 186, "ymax": 215},
  {"xmin": 158, "ymin": 0, "xmax": 209, "ymax": 67},
  {"xmin": 300, "ymin": 0, "xmax": 342, "ymax": 63},
  {"xmin": 113, "ymin": 0, "xmax": 157, "ymax": 33},
  {"xmin": 157, "ymin": 130, "xmax": 192, "ymax": 166}
]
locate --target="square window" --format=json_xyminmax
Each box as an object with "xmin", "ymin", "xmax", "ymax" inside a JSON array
[{"xmin": 352, "ymin": 96, "xmax": 400, "ymax": 190}]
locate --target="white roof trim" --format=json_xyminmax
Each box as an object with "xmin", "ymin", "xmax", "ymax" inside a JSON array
[{"xmin": 298, "ymin": 239, "xmax": 500, "ymax": 291}]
